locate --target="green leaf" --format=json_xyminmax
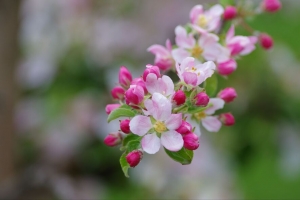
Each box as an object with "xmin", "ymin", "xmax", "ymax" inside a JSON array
[
  {"xmin": 219, "ymin": 0, "xmax": 235, "ymax": 6},
  {"xmin": 126, "ymin": 140, "xmax": 141, "ymax": 153},
  {"xmin": 122, "ymin": 134, "xmax": 140, "ymax": 146},
  {"xmin": 120, "ymin": 153, "xmax": 130, "ymax": 178},
  {"xmin": 107, "ymin": 105, "xmax": 136, "ymax": 122},
  {"xmin": 204, "ymin": 74, "xmax": 218, "ymax": 97},
  {"xmin": 164, "ymin": 148, "xmax": 194, "ymax": 165},
  {"xmin": 187, "ymin": 106, "xmax": 207, "ymax": 114}
]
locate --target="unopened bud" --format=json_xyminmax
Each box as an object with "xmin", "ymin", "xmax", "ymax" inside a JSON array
[
  {"xmin": 183, "ymin": 132, "xmax": 199, "ymax": 150},
  {"xmin": 259, "ymin": 33, "xmax": 273, "ymax": 50},
  {"xmin": 262, "ymin": 0, "xmax": 281, "ymax": 13},
  {"xmin": 176, "ymin": 120, "xmax": 192, "ymax": 135},
  {"xmin": 125, "ymin": 85, "xmax": 144, "ymax": 105},
  {"xmin": 143, "ymin": 64, "xmax": 160, "ymax": 81},
  {"xmin": 217, "ymin": 59, "xmax": 237, "ymax": 76},
  {"xmin": 104, "ymin": 132, "xmax": 122, "ymax": 147},
  {"xmin": 219, "ymin": 113, "xmax": 235, "ymax": 126},
  {"xmin": 224, "ymin": 6, "xmax": 237, "ymax": 20},
  {"xmin": 119, "ymin": 66, "xmax": 132, "ymax": 88},
  {"xmin": 172, "ymin": 90, "xmax": 186, "ymax": 106},
  {"xmin": 120, "ymin": 119, "xmax": 131, "ymax": 134},
  {"xmin": 126, "ymin": 150, "xmax": 143, "ymax": 167},
  {"xmin": 131, "ymin": 78, "xmax": 148, "ymax": 94},
  {"xmin": 105, "ymin": 104, "xmax": 121, "ymax": 114},
  {"xmin": 194, "ymin": 92, "xmax": 209, "ymax": 107},
  {"xmin": 111, "ymin": 86, "xmax": 125, "ymax": 100},
  {"xmin": 218, "ymin": 87, "xmax": 237, "ymax": 103}
]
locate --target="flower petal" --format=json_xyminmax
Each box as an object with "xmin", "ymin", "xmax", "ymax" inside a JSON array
[
  {"xmin": 183, "ymin": 72, "xmax": 198, "ymax": 86},
  {"xmin": 172, "ymin": 48, "xmax": 190, "ymax": 64},
  {"xmin": 129, "ymin": 115, "xmax": 152, "ymax": 136},
  {"xmin": 190, "ymin": 5, "xmax": 203, "ymax": 24},
  {"xmin": 146, "ymin": 73, "xmax": 160, "ymax": 95},
  {"xmin": 151, "ymin": 93, "xmax": 172, "ymax": 121},
  {"xmin": 209, "ymin": 4, "xmax": 224, "ymax": 16},
  {"xmin": 226, "ymin": 25, "xmax": 235, "ymax": 43},
  {"xmin": 161, "ymin": 75, "xmax": 174, "ymax": 96},
  {"xmin": 202, "ymin": 116, "xmax": 222, "ymax": 132},
  {"xmin": 142, "ymin": 133, "xmax": 161, "ymax": 154},
  {"xmin": 165, "ymin": 113, "xmax": 182, "ymax": 130},
  {"xmin": 205, "ymin": 98, "xmax": 225, "ymax": 115},
  {"xmin": 161, "ymin": 130, "xmax": 184, "ymax": 152},
  {"xmin": 147, "ymin": 44, "xmax": 169, "ymax": 57},
  {"xmin": 175, "ymin": 26, "xmax": 195, "ymax": 49}
]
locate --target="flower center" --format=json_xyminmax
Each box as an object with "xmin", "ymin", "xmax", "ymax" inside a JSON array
[
  {"xmin": 154, "ymin": 121, "xmax": 167, "ymax": 133},
  {"xmin": 194, "ymin": 111, "xmax": 206, "ymax": 121},
  {"xmin": 197, "ymin": 15, "xmax": 208, "ymax": 28},
  {"xmin": 191, "ymin": 45, "xmax": 204, "ymax": 58}
]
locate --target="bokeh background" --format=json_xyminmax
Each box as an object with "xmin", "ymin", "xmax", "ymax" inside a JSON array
[{"xmin": 1, "ymin": 0, "xmax": 300, "ymax": 199}]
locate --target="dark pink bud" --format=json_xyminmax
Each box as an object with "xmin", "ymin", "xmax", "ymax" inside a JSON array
[
  {"xmin": 262, "ymin": 0, "xmax": 281, "ymax": 12},
  {"xmin": 194, "ymin": 92, "xmax": 209, "ymax": 107},
  {"xmin": 120, "ymin": 119, "xmax": 130, "ymax": 134},
  {"xmin": 111, "ymin": 86, "xmax": 125, "ymax": 100},
  {"xmin": 104, "ymin": 132, "xmax": 122, "ymax": 147},
  {"xmin": 172, "ymin": 90, "xmax": 186, "ymax": 106},
  {"xmin": 125, "ymin": 85, "xmax": 144, "ymax": 105},
  {"xmin": 183, "ymin": 132, "xmax": 199, "ymax": 150},
  {"xmin": 223, "ymin": 6, "xmax": 237, "ymax": 20},
  {"xmin": 126, "ymin": 150, "xmax": 143, "ymax": 167},
  {"xmin": 119, "ymin": 66, "xmax": 132, "ymax": 88},
  {"xmin": 155, "ymin": 58, "xmax": 173, "ymax": 71},
  {"xmin": 105, "ymin": 104, "xmax": 121, "ymax": 114},
  {"xmin": 217, "ymin": 59, "xmax": 237, "ymax": 76},
  {"xmin": 219, "ymin": 113, "xmax": 235, "ymax": 126},
  {"xmin": 143, "ymin": 64, "xmax": 161, "ymax": 81},
  {"xmin": 131, "ymin": 78, "xmax": 148, "ymax": 94},
  {"xmin": 259, "ymin": 33, "xmax": 273, "ymax": 50},
  {"xmin": 176, "ymin": 121, "xmax": 192, "ymax": 135},
  {"xmin": 218, "ymin": 87, "xmax": 237, "ymax": 103}
]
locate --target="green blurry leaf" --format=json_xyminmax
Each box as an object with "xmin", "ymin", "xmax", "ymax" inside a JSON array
[
  {"xmin": 120, "ymin": 153, "xmax": 130, "ymax": 178},
  {"xmin": 187, "ymin": 106, "xmax": 207, "ymax": 114},
  {"xmin": 204, "ymin": 74, "xmax": 218, "ymax": 97},
  {"xmin": 122, "ymin": 134, "xmax": 140, "ymax": 146},
  {"xmin": 164, "ymin": 148, "xmax": 194, "ymax": 165},
  {"xmin": 107, "ymin": 105, "xmax": 136, "ymax": 122},
  {"xmin": 126, "ymin": 140, "xmax": 141, "ymax": 153},
  {"xmin": 219, "ymin": 0, "xmax": 235, "ymax": 6}
]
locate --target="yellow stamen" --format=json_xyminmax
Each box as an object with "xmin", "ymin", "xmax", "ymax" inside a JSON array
[
  {"xmin": 154, "ymin": 121, "xmax": 167, "ymax": 133},
  {"xmin": 194, "ymin": 112, "xmax": 206, "ymax": 121},
  {"xmin": 197, "ymin": 15, "xmax": 208, "ymax": 28},
  {"xmin": 191, "ymin": 46, "xmax": 204, "ymax": 58}
]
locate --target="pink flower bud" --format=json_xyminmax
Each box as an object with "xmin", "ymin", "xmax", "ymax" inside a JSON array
[
  {"xmin": 155, "ymin": 58, "xmax": 173, "ymax": 71},
  {"xmin": 259, "ymin": 33, "xmax": 273, "ymax": 50},
  {"xmin": 218, "ymin": 87, "xmax": 237, "ymax": 103},
  {"xmin": 217, "ymin": 59, "xmax": 237, "ymax": 76},
  {"xmin": 176, "ymin": 120, "xmax": 192, "ymax": 135},
  {"xmin": 219, "ymin": 113, "xmax": 235, "ymax": 126},
  {"xmin": 120, "ymin": 119, "xmax": 130, "ymax": 134},
  {"xmin": 119, "ymin": 66, "xmax": 132, "ymax": 88},
  {"xmin": 111, "ymin": 86, "xmax": 125, "ymax": 100},
  {"xmin": 104, "ymin": 132, "xmax": 122, "ymax": 147},
  {"xmin": 125, "ymin": 85, "xmax": 144, "ymax": 105},
  {"xmin": 223, "ymin": 6, "xmax": 237, "ymax": 20},
  {"xmin": 105, "ymin": 104, "xmax": 121, "ymax": 114},
  {"xmin": 143, "ymin": 64, "xmax": 161, "ymax": 81},
  {"xmin": 131, "ymin": 78, "xmax": 148, "ymax": 94},
  {"xmin": 183, "ymin": 132, "xmax": 199, "ymax": 150},
  {"xmin": 126, "ymin": 150, "xmax": 143, "ymax": 167},
  {"xmin": 194, "ymin": 92, "xmax": 209, "ymax": 107},
  {"xmin": 262, "ymin": 0, "xmax": 281, "ymax": 13},
  {"xmin": 172, "ymin": 90, "xmax": 186, "ymax": 106}
]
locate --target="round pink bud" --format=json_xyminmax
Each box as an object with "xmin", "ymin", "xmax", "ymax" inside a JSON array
[
  {"xmin": 125, "ymin": 85, "xmax": 144, "ymax": 105},
  {"xmin": 120, "ymin": 119, "xmax": 130, "ymax": 134},
  {"xmin": 223, "ymin": 6, "xmax": 237, "ymax": 20},
  {"xmin": 126, "ymin": 150, "xmax": 143, "ymax": 167},
  {"xmin": 119, "ymin": 66, "xmax": 132, "ymax": 88},
  {"xmin": 105, "ymin": 104, "xmax": 121, "ymax": 114},
  {"xmin": 259, "ymin": 33, "xmax": 273, "ymax": 50},
  {"xmin": 218, "ymin": 87, "xmax": 237, "ymax": 103},
  {"xmin": 131, "ymin": 78, "xmax": 148, "ymax": 94},
  {"xmin": 183, "ymin": 132, "xmax": 199, "ymax": 150},
  {"xmin": 194, "ymin": 92, "xmax": 209, "ymax": 107},
  {"xmin": 262, "ymin": 0, "xmax": 281, "ymax": 13},
  {"xmin": 172, "ymin": 90, "xmax": 186, "ymax": 106},
  {"xmin": 217, "ymin": 59, "xmax": 237, "ymax": 76},
  {"xmin": 111, "ymin": 86, "xmax": 125, "ymax": 100},
  {"xmin": 142, "ymin": 64, "xmax": 160, "ymax": 81},
  {"xmin": 155, "ymin": 58, "xmax": 173, "ymax": 71},
  {"xmin": 176, "ymin": 120, "xmax": 193, "ymax": 135},
  {"xmin": 219, "ymin": 113, "xmax": 235, "ymax": 126},
  {"xmin": 104, "ymin": 132, "xmax": 122, "ymax": 147}
]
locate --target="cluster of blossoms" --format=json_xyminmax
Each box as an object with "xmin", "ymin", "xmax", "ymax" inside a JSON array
[{"xmin": 104, "ymin": 0, "xmax": 281, "ymax": 177}]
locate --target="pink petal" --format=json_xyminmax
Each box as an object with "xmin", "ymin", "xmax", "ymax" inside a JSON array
[
  {"xmin": 142, "ymin": 133, "xmax": 161, "ymax": 154},
  {"xmin": 205, "ymin": 98, "xmax": 225, "ymax": 115},
  {"xmin": 147, "ymin": 44, "xmax": 169, "ymax": 57},
  {"xmin": 146, "ymin": 73, "xmax": 160, "ymax": 95},
  {"xmin": 172, "ymin": 48, "xmax": 190, "ymax": 64},
  {"xmin": 161, "ymin": 75, "xmax": 174, "ymax": 96},
  {"xmin": 226, "ymin": 25, "xmax": 235, "ymax": 43},
  {"xmin": 175, "ymin": 26, "xmax": 195, "ymax": 49},
  {"xmin": 165, "ymin": 113, "xmax": 182, "ymax": 130},
  {"xmin": 181, "ymin": 56, "xmax": 195, "ymax": 70},
  {"xmin": 166, "ymin": 39, "xmax": 172, "ymax": 52},
  {"xmin": 209, "ymin": 4, "xmax": 224, "ymax": 16},
  {"xmin": 129, "ymin": 115, "xmax": 152, "ymax": 136},
  {"xmin": 161, "ymin": 130, "xmax": 184, "ymax": 152},
  {"xmin": 202, "ymin": 116, "xmax": 222, "ymax": 132},
  {"xmin": 151, "ymin": 93, "xmax": 172, "ymax": 121},
  {"xmin": 183, "ymin": 72, "xmax": 198, "ymax": 86},
  {"xmin": 190, "ymin": 5, "xmax": 203, "ymax": 24}
]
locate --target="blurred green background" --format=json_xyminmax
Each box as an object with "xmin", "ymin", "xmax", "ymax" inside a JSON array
[{"xmin": 0, "ymin": 0, "xmax": 300, "ymax": 199}]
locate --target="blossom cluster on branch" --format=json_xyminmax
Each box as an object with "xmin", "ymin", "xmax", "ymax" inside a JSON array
[{"xmin": 104, "ymin": 0, "xmax": 281, "ymax": 177}]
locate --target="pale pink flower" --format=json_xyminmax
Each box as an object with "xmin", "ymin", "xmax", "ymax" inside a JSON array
[
  {"xmin": 190, "ymin": 4, "xmax": 224, "ymax": 32},
  {"xmin": 176, "ymin": 57, "xmax": 216, "ymax": 87},
  {"xmin": 129, "ymin": 93, "xmax": 183, "ymax": 154},
  {"xmin": 147, "ymin": 39, "xmax": 174, "ymax": 71},
  {"xmin": 145, "ymin": 74, "xmax": 174, "ymax": 97}
]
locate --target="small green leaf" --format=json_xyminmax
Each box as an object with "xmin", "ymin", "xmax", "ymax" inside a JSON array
[
  {"xmin": 122, "ymin": 134, "xmax": 140, "ymax": 146},
  {"xmin": 164, "ymin": 148, "xmax": 194, "ymax": 165},
  {"xmin": 204, "ymin": 74, "xmax": 218, "ymax": 97},
  {"xmin": 120, "ymin": 152, "xmax": 130, "ymax": 178},
  {"xmin": 107, "ymin": 105, "xmax": 136, "ymax": 122},
  {"xmin": 219, "ymin": 0, "xmax": 235, "ymax": 6},
  {"xmin": 187, "ymin": 106, "xmax": 207, "ymax": 114},
  {"xmin": 126, "ymin": 140, "xmax": 141, "ymax": 153}
]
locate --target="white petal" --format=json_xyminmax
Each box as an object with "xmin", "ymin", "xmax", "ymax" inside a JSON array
[
  {"xmin": 161, "ymin": 130, "xmax": 184, "ymax": 152},
  {"xmin": 142, "ymin": 134, "xmax": 161, "ymax": 154},
  {"xmin": 209, "ymin": 4, "xmax": 224, "ymax": 16},
  {"xmin": 129, "ymin": 115, "xmax": 152, "ymax": 136},
  {"xmin": 202, "ymin": 116, "xmax": 222, "ymax": 132},
  {"xmin": 205, "ymin": 98, "xmax": 225, "ymax": 115},
  {"xmin": 172, "ymin": 48, "xmax": 190, "ymax": 64},
  {"xmin": 161, "ymin": 75, "xmax": 175, "ymax": 96},
  {"xmin": 165, "ymin": 113, "xmax": 182, "ymax": 130},
  {"xmin": 146, "ymin": 73, "xmax": 160, "ymax": 95},
  {"xmin": 151, "ymin": 93, "xmax": 172, "ymax": 121}
]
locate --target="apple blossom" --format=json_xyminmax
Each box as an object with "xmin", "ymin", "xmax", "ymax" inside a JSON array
[
  {"xmin": 119, "ymin": 66, "xmax": 132, "ymax": 88},
  {"xmin": 259, "ymin": 33, "xmax": 273, "ymax": 50},
  {"xmin": 126, "ymin": 150, "xmax": 143, "ymax": 167},
  {"xmin": 125, "ymin": 85, "xmax": 144, "ymax": 106},
  {"xmin": 104, "ymin": 132, "xmax": 122, "ymax": 147},
  {"xmin": 111, "ymin": 86, "xmax": 125, "ymax": 100},
  {"xmin": 217, "ymin": 59, "xmax": 237, "ymax": 76},
  {"xmin": 262, "ymin": 0, "xmax": 281, "ymax": 13},
  {"xmin": 105, "ymin": 104, "xmax": 121, "ymax": 114},
  {"xmin": 194, "ymin": 92, "xmax": 210, "ymax": 107},
  {"xmin": 120, "ymin": 119, "xmax": 131, "ymax": 134},
  {"xmin": 183, "ymin": 132, "xmax": 200, "ymax": 150},
  {"xmin": 142, "ymin": 64, "xmax": 160, "ymax": 81},
  {"xmin": 218, "ymin": 87, "xmax": 237, "ymax": 103},
  {"xmin": 223, "ymin": 6, "xmax": 237, "ymax": 20},
  {"xmin": 172, "ymin": 90, "xmax": 186, "ymax": 106},
  {"xmin": 219, "ymin": 113, "xmax": 235, "ymax": 126}
]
